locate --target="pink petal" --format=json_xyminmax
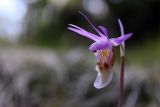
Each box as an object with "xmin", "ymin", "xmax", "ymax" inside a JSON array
[
  {"xmin": 110, "ymin": 33, "xmax": 133, "ymax": 46},
  {"xmin": 79, "ymin": 11, "xmax": 106, "ymax": 38},
  {"xmin": 98, "ymin": 26, "xmax": 108, "ymax": 37},
  {"xmin": 118, "ymin": 19, "xmax": 124, "ymax": 35},
  {"xmin": 68, "ymin": 26, "xmax": 101, "ymax": 41},
  {"xmin": 89, "ymin": 40, "xmax": 112, "ymax": 52}
]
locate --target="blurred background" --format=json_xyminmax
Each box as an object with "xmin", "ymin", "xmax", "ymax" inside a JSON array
[{"xmin": 0, "ymin": 0, "xmax": 160, "ymax": 107}]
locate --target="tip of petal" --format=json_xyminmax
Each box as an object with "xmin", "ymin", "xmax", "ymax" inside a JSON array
[
  {"xmin": 118, "ymin": 19, "xmax": 124, "ymax": 36},
  {"xmin": 128, "ymin": 33, "xmax": 133, "ymax": 37},
  {"xmin": 78, "ymin": 11, "xmax": 83, "ymax": 15}
]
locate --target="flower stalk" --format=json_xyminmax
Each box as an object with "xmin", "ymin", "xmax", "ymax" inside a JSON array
[
  {"xmin": 118, "ymin": 18, "xmax": 126, "ymax": 107},
  {"xmin": 118, "ymin": 45, "xmax": 125, "ymax": 107}
]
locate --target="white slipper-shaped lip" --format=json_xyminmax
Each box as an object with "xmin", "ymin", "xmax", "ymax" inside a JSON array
[{"xmin": 94, "ymin": 66, "xmax": 113, "ymax": 89}]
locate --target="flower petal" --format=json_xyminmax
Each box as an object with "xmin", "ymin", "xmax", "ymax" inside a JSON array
[
  {"xmin": 118, "ymin": 19, "xmax": 124, "ymax": 36},
  {"xmin": 79, "ymin": 11, "xmax": 106, "ymax": 38},
  {"xmin": 110, "ymin": 33, "xmax": 133, "ymax": 46},
  {"xmin": 68, "ymin": 25, "xmax": 101, "ymax": 41},
  {"xmin": 98, "ymin": 26, "xmax": 108, "ymax": 37},
  {"xmin": 94, "ymin": 66, "xmax": 113, "ymax": 89},
  {"xmin": 68, "ymin": 24, "xmax": 84, "ymax": 30},
  {"xmin": 89, "ymin": 40, "xmax": 112, "ymax": 52}
]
